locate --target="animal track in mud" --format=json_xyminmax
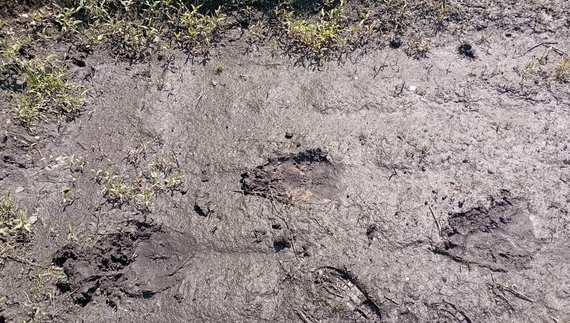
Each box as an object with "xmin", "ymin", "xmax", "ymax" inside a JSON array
[
  {"xmin": 240, "ymin": 149, "xmax": 344, "ymax": 204},
  {"xmin": 437, "ymin": 197, "xmax": 542, "ymax": 271},
  {"xmin": 52, "ymin": 222, "xmax": 196, "ymax": 306}
]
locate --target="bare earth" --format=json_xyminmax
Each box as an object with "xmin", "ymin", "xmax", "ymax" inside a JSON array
[{"xmin": 1, "ymin": 1, "xmax": 570, "ymax": 322}]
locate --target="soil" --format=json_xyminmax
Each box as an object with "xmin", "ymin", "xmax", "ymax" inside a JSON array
[
  {"xmin": 1, "ymin": 1, "xmax": 570, "ymax": 322},
  {"xmin": 240, "ymin": 149, "xmax": 344, "ymax": 204}
]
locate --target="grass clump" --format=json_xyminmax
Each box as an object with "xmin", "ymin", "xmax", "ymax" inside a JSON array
[
  {"xmin": 50, "ymin": 0, "xmax": 224, "ymax": 60},
  {"xmin": 1, "ymin": 30, "xmax": 85, "ymax": 130},
  {"xmin": 405, "ymin": 35, "xmax": 431, "ymax": 58},
  {"xmin": 274, "ymin": 1, "xmax": 372, "ymax": 62},
  {"xmin": 93, "ymin": 150, "xmax": 183, "ymax": 210},
  {"xmin": 0, "ymin": 195, "xmax": 33, "ymax": 241},
  {"xmin": 12, "ymin": 59, "xmax": 84, "ymax": 128},
  {"xmin": 554, "ymin": 55, "xmax": 570, "ymax": 82}
]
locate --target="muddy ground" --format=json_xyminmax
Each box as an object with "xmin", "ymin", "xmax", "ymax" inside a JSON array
[{"xmin": 1, "ymin": 1, "xmax": 570, "ymax": 322}]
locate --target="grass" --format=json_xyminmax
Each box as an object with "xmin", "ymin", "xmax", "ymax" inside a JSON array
[
  {"xmin": 3, "ymin": 0, "xmax": 460, "ymax": 65},
  {"xmin": 48, "ymin": 0, "xmax": 224, "ymax": 60},
  {"xmin": 274, "ymin": 1, "xmax": 373, "ymax": 62},
  {"xmin": 554, "ymin": 55, "xmax": 570, "ymax": 82},
  {"xmin": 0, "ymin": 195, "xmax": 33, "ymax": 243},
  {"xmin": 12, "ymin": 59, "xmax": 84, "ymax": 126},
  {"xmin": 405, "ymin": 35, "xmax": 431, "ymax": 58},
  {"xmin": 518, "ymin": 48, "xmax": 570, "ymax": 83},
  {"xmin": 93, "ymin": 150, "xmax": 183, "ymax": 210},
  {"xmin": 214, "ymin": 64, "xmax": 225, "ymax": 74},
  {"xmin": 1, "ymin": 27, "xmax": 85, "ymax": 131}
]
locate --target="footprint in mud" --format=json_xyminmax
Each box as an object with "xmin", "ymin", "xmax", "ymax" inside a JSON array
[
  {"xmin": 52, "ymin": 222, "xmax": 196, "ymax": 306},
  {"xmin": 310, "ymin": 266, "xmax": 383, "ymax": 322},
  {"xmin": 437, "ymin": 197, "xmax": 542, "ymax": 271},
  {"xmin": 240, "ymin": 149, "xmax": 344, "ymax": 204}
]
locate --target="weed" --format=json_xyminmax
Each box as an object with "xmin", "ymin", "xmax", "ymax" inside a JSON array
[
  {"xmin": 10, "ymin": 58, "xmax": 85, "ymax": 129},
  {"xmin": 126, "ymin": 146, "xmax": 144, "ymax": 165},
  {"xmin": 53, "ymin": 3, "xmax": 84, "ymax": 37},
  {"xmin": 94, "ymin": 167, "xmax": 133, "ymax": 205},
  {"xmin": 135, "ymin": 190, "xmax": 154, "ymax": 209},
  {"xmin": 215, "ymin": 64, "xmax": 224, "ymax": 74},
  {"xmin": 46, "ymin": 0, "xmax": 224, "ymax": 60},
  {"xmin": 1, "ymin": 33, "xmax": 85, "ymax": 130},
  {"xmin": 275, "ymin": 1, "xmax": 372, "ymax": 61},
  {"xmin": 405, "ymin": 36, "xmax": 430, "ymax": 58},
  {"xmin": 178, "ymin": 4, "xmax": 224, "ymax": 52},
  {"xmin": 166, "ymin": 171, "xmax": 182, "ymax": 188},
  {"xmin": 554, "ymin": 55, "xmax": 570, "ymax": 82},
  {"xmin": 0, "ymin": 195, "xmax": 33, "ymax": 240},
  {"xmin": 518, "ymin": 48, "xmax": 550, "ymax": 81},
  {"xmin": 93, "ymin": 150, "xmax": 183, "ymax": 209}
]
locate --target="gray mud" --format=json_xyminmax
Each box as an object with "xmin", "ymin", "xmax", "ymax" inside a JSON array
[
  {"xmin": 1, "ymin": 2, "xmax": 570, "ymax": 323},
  {"xmin": 241, "ymin": 148, "xmax": 344, "ymax": 204}
]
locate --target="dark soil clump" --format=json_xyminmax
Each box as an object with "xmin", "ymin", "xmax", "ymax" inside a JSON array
[{"xmin": 458, "ymin": 43, "xmax": 476, "ymax": 59}]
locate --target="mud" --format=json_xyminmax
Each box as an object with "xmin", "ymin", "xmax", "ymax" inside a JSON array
[
  {"xmin": 241, "ymin": 149, "xmax": 343, "ymax": 204},
  {"xmin": 52, "ymin": 223, "xmax": 195, "ymax": 306},
  {"xmin": 1, "ymin": 1, "xmax": 570, "ymax": 322},
  {"xmin": 438, "ymin": 195, "xmax": 542, "ymax": 272}
]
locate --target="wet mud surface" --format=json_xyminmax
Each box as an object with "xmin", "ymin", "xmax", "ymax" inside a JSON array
[
  {"xmin": 439, "ymin": 196, "xmax": 542, "ymax": 272},
  {"xmin": 53, "ymin": 223, "xmax": 196, "ymax": 306},
  {"xmin": 1, "ymin": 1, "xmax": 570, "ymax": 322},
  {"xmin": 241, "ymin": 149, "xmax": 344, "ymax": 204}
]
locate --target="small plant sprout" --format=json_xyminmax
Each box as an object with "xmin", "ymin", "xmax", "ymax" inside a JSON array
[
  {"xmin": 93, "ymin": 149, "xmax": 183, "ymax": 208},
  {"xmin": 136, "ymin": 190, "xmax": 154, "ymax": 209},
  {"xmin": 405, "ymin": 37, "xmax": 431, "ymax": 58},
  {"xmin": 167, "ymin": 171, "xmax": 182, "ymax": 188},
  {"xmin": 60, "ymin": 185, "xmax": 72, "ymax": 203},
  {"xmin": 555, "ymin": 55, "xmax": 570, "ymax": 82},
  {"xmin": 13, "ymin": 210, "xmax": 32, "ymax": 233},
  {"xmin": 0, "ymin": 195, "xmax": 34, "ymax": 237}
]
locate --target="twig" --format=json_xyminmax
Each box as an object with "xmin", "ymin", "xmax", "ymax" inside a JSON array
[
  {"xmin": 393, "ymin": 82, "xmax": 406, "ymax": 97},
  {"xmin": 3, "ymin": 254, "xmax": 35, "ymax": 267},
  {"xmin": 429, "ymin": 206, "xmax": 442, "ymax": 236},
  {"xmin": 384, "ymin": 296, "xmax": 400, "ymax": 305},
  {"xmin": 497, "ymin": 284, "xmax": 535, "ymax": 303},
  {"xmin": 318, "ymin": 266, "xmax": 383, "ymax": 319},
  {"xmin": 519, "ymin": 42, "xmax": 567, "ymax": 58},
  {"xmin": 295, "ymin": 309, "xmax": 314, "ymax": 323},
  {"xmin": 167, "ymin": 256, "xmax": 194, "ymax": 277},
  {"xmin": 520, "ymin": 41, "xmax": 558, "ymax": 57}
]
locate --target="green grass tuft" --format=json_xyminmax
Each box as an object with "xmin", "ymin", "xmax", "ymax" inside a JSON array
[
  {"xmin": 554, "ymin": 55, "xmax": 570, "ymax": 82},
  {"xmin": 0, "ymin": 195, "xmax": 33, "ymax": 240},
  {"xmin": 275, "ymin": 1, "xmax": 372, "ymax": 62}
]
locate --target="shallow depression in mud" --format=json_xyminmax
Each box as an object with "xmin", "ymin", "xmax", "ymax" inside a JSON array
[{"xmin": 240, "ymin": 149, "xmax": 345, "ymax": 204}]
